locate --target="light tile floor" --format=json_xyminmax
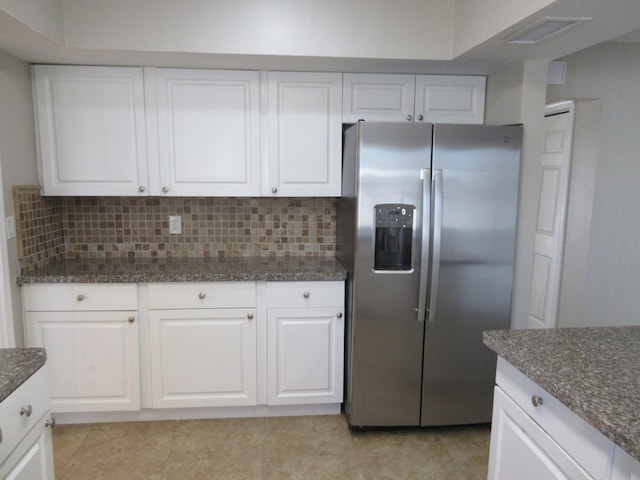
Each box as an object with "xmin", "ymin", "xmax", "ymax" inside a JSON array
[{"xmin": 52, "ymin": 415, "xmax": 490, "ymax": 479}]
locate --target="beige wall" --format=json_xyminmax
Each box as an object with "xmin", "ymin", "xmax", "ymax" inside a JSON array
[
  {"xmin": 62, "ymin": 0, "xmax": 454, "ymax": 60},
  {"xmin": 486, "ymin": 60, "xmax": 548, "ymax": 330},
  {"xmin": 548, "ymin": 42, "xmax": 640, "ymax": 327},
  {"xmin": 0, "ymin": 50, "xmax": 39, "ymax": 345}
]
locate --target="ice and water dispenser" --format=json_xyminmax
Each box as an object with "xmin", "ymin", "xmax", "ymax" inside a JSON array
[{"xmin": 374, "ymin": 204, "xmax": 414, "ymax": 271}]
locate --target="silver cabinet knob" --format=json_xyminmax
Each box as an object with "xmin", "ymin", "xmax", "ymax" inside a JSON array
[
  {"xmin": 128, "ymin": 316, "xmax": 135, "ymax": 323},
  {"xmin": 138, "ymin": 186, "xmax": 146, "ymax": 193},
  {"xmin": 531, "ymin": 395, "xmax": 543, "ymax": 407},
  {"xmin": 20, "ymin": 405, "xmax": 33, "ymax": 417},
  {"xmin": 76, "ymin": 294, "xmax": 85, "ymax": 302},
  {"xmin": 303, "ymin": 292, "xmax": 310, "ymax": 299},
  {"xmin": 45, "ymin": 417, "xmax": 56, "ymax": 429},
  {"xmin": 162, "ymin": 186, "xmax": 169, "ymax": 193},
  {"xmin": 247, "ymin": 313, "xmax": 254, "ymax": 320},
  {"xmin": 198, "ymin": 292, "xmax": 206, "ymax": 300},
  {"xmin": 406, "ymin": 115, "xmax": 413, "ymax": 121},
  {"xmin": 417, "ymin": 114, "xmax": 424, "ymax": 121},
  {"xmin": 271, "ymin": 187, "xmax": 278, "ymax": 194},
  {"xmin": 337, "ymin": 312, "xmax": 343, "ymax": 318}
]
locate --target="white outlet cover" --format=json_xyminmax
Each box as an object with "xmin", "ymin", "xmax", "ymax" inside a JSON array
[
  {"xmin": 5, "ymin": 216, "xmax": 15, "ymax": 240},
  {"xmin": 169, "ymin": 215, "xmax": 182, "ymax": 234}
]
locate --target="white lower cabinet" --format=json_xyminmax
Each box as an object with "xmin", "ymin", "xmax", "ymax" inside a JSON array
[
  {"xmin": 489, "ymin": 387, "xmax": 593, "ymax": 479},
  {"xmin": 147, "ymin": 283, "xmax": 257, "ymax": 408},
  {"xmin": 149, "ymin": 308, "xmax": 257, "ymax": 408},
  {"xmin": 23, "ymin": 284, "xmax": 141, "ymax": 413},
  {"xmin": 489, "ymin": 358, "xmax": 640, "ymax": 480},
  {"xmin": 23, "ymin": 280, "xmax": 345, "ymax": 419},
  {"xmin": 0, "ymin": 367, "xmax": 55, "ymax": 479},
  {"xmin": 266, "ymin": 281, "xmax": 344, "ymax": 405}
]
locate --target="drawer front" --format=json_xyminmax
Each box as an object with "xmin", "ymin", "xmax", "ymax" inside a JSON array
[
  {"xmin": 0, "ymin": 366, "xmax": 50, "ymax": 463},
  {"xmin": 23, "ymin": 284, "xmax": 137, "ymax": 311},
  {"xmin": 495, "ymin": 358, "xmax": 611, "ymax": 479},
  {"xmin": 147, "ymin": 282, "xmax": 256, "ymax": 310},
  {"xmin": 266, "ymin": 281, "xmax": 344, "ymax": 309}
]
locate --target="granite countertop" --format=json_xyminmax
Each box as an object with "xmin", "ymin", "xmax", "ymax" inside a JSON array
[
  {"xmin": 0, "ymin": 348, "xmax": 47, "ymax": 403},
  {"xmin": 484, "ymin": 327, "xmax": 640, "ymax": 463},
  {"xmin": 16, "ymin": 256, "xmax": 348, "ymax": 284}
]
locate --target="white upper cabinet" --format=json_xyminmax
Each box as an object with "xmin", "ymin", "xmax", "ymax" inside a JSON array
[
  {"xmin": 33, "ymin": 65, "xmax": 149, "ymax": 196},
  {"xmin": 342, "ymin": 73, "xmax": 416, "ymax": 122},
  {"xmin": 265, "ymin": 72, "xmax": 342, "ymax": 197},
  {"xmin": 414, "ymin": 75, "xmax": 485, "ymax": 124},
  {"xmin": 343, "ymin": 73, "xmax": 485, "ymax": 124},
  {"xmin": 146, "ymin": 68, "xmax": 261, "ymax": 196}
]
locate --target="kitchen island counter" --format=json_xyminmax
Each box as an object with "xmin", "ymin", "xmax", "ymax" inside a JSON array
[
  {"xmin": 484, "ymin": 326, "xmax": 640, "ymax": 463},
  {"xmin": 0, "ymin": 348, "xmax": 47, "ymax": 402},
  {"xmin": 16, "ymin": 256, "xmax": 347, "ymax": 284}
]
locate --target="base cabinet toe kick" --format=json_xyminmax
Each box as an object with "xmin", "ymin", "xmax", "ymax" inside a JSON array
[
  {"xmin": 488, "ymin": 357, "xmax": 640, "ymax": 480},
  {"xmin": 22, "ymin": 280, "xmax": 345, "ymax": 423}
]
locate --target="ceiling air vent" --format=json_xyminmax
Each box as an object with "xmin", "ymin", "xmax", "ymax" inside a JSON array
[{"xmin": 501, "ymin": 17, "xmax": 591, "ymax": 44}]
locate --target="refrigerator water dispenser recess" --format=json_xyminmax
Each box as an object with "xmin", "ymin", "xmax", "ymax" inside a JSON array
[{"xmin": 374, "ymin": 204, "xmax": 414, "ymax": 271}]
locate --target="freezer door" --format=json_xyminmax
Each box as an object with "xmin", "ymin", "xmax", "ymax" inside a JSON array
[
  {"xmin": 347, "ymin": 122, "xmax": 432, "ymax": 427},
  {"xmin": 421, "ymin": 124, "xmax": 522, "ymax": 426}
]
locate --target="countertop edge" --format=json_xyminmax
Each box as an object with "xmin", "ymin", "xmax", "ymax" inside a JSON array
[{"xmin": 0, "ymin": 348, "xmax": 47, "ymax": 403}]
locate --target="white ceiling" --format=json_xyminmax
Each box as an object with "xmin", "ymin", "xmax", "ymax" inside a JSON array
[{"xmin": 1, "ymin": 0, "xmax": 640, "ymax": 74}]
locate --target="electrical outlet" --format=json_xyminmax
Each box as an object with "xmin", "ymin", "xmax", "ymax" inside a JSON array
[
  {"xmin": 5, "ymin": 216, "xmax": 15, "ymax": 240},
  {"xmin": 169, "ymin": 215, "xmax": 182, "ymax": 234}
]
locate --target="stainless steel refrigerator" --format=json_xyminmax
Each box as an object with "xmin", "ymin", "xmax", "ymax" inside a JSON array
[{"xmin": 337, "ymin": 121, "xmax": 521, "ymax": 427}]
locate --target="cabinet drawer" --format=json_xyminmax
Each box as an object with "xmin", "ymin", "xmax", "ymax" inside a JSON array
[
  {"xmin": 22, "ymin": 284, "xmax": 137, "ymax": 311},
  {"xmin": 147, "ymin": 282, "xmax": 256, "ymax": 309},
  {"xmin": 266, "ymin": 281, "xmax": 344, "ymax": 309},
  {"xmin": 0, "ymin": 366, "xmax": 50, "ymax": 463},
  {"xmin": 495, "ymin": 358, "xmax": 611, "ymax": 479}
]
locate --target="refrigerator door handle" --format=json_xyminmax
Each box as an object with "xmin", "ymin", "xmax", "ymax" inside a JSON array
[
  {"xmin": 428, "ymin": 169, "xmax": 443, "ymax": 322},
  {"xmin": 417, "ymin": 168, "xmax": 431, "ymax": 322}
]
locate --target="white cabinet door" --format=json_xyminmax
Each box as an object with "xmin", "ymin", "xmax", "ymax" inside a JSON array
[
  {"xmin": 25, "ymin": 311, "xmax": 141, "ymax": 412},
  {"xmin": 414, "ymin": 75, "xmax": 485, "ymax": 124},
  {"xmin": 612, "ymin": 447, "xmax": 640, "ymax": 480},
  {"xmin": 149, "ymin": 308, "xmax": 257, "ymax": 408},
  {"xmin": 1, "ymin": 425, "xmax": 55, "ymax": 480},
  {"xmin": 342, "ymin": 73, "xmax": 416, "ymax": 123},
  {"xmin": 488, "ymin": 387, "xmax": 593, "ymax": 480},
  {"xmin": 148, "ymin": 68, "xmax": 261, "ymax": 196},
  {"xmin": 267, "ymin": 307, "xmax": 344, "ymax": 405},
  {"xmin": 33, "ymin": 65, "xmax": 148, "ymax": 196},
  {"xmin": 265, "ymin": 71, "xmax": 342, "ymax": 197}
]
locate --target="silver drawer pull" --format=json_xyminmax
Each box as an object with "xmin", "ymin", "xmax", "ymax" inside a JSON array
[
  {"xmin": 531, "ymin": 395, "xmax": 543, "ymax": 407},
  {"xmin": 247, "ymin": 313, "xmax": 254, "ymax": 320},
  {"xmin": 45, "ymin": 417, "xmax": 56, "ymax": 429},
  {"xmin": 337, "ymin": 312, "xmax": 343, "ymax": 318},
  {"xmin": 128, "ymin": 316, "xmax": 135, "ymax": 323},
  {"xmin": 76, "ymin": 294, "xmax": 85, "ymax": 302},
  {"xmin": 303, "ymin": 292, "xmax": 310, "ymax": 299},
  {"xmin": 199, "ymin": 292, "xmax": 206, "ymax": 300},
  {"xmin": 20, "ymin": 405, "xmax": 33, "ymax": 417}
]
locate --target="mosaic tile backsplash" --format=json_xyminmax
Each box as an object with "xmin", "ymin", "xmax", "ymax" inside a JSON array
[{"xmin": 14, "ymin": 187, "xmax": 337, "ymax": 272}]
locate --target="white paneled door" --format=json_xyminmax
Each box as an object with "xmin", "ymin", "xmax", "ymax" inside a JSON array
[{"xmin": 528, "ymin": 102, "xmax": 575, "ymax": 329}]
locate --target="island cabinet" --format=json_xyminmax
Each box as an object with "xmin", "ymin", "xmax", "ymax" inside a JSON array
[
  {"xmin": 489, "ymin": 358, "xmax": 614, "ymax": 480},
  {"xmin": 0, "ymin": 366, "xmax": 55, "ymax": 479},
  {"xmin": 22, "ymin": 284, "xmax": 141, "ymax": 413},
  {"xmin": 147, "ymin": 282, "xmax": 257, "ymax": 408},
  {"xmin": 611, "ymin": 447, "xmax": 640, "ymax": 480},
  {"xmin": 265, "ymin": 281, "xmax": 344, "ymax": 405},
  {"xmin": 343, "ymin": 73, "xmax": 486, "ymax": 124}
]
